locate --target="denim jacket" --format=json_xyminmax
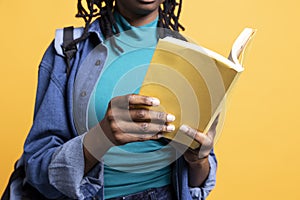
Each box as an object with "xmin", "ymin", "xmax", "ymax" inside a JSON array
[{"xmin": 19, "ymin": 18, "xmax": 217, "ymax": 200}]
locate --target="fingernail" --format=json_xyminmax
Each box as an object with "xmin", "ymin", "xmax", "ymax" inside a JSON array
[
  {"xmin": 150, "ymin": 97, "xmax": 160, "ymax": 106},
  {"xmin": 179, "ymin": 125, "xmax": 189, "ymax": 133},
  {"xmin": 157, "ymin": 134, "xmax": 163, "ymax": 139},
  {"xmin": 167, "ymin": 124, "xmax": 175, "ymax": 132},
  {"xmin": 167, "ymin": 114, "xmax": 176, "ymax": 122}
]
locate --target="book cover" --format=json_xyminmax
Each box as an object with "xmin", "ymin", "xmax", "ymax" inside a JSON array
[{"xmin": 139, "ymin": 28, "xmax": 256, "ymax": 149}]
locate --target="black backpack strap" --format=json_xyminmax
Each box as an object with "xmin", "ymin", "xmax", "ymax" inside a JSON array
[
  {"xmin": 62, "ymin": 26, "xmax": 78, "ymax": 75},
  {"xmin": 158, "ymin": 28, "xmax": 187, "ymax": 42}
]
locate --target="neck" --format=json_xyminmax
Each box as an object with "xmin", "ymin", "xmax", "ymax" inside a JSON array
[{"xmin": 116, "ymin": 7, "xmax": 159, "ymax": 27}]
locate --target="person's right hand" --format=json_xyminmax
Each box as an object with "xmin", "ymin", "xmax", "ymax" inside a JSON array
[{"xmin": 99, "ymin": 94, "xmax": 176, "ymax": 146}]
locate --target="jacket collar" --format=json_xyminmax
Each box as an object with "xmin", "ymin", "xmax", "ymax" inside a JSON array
[
  {"xmin": 88, "ymin": 18, "xmax": 104, "ymax": 43},
  {"xmin": 87, "ymin": 17, "xmax": 187, "ymax": 43}
]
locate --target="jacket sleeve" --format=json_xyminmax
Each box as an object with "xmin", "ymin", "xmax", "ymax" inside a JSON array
[
  {"xmin": 189, "ymin": 149, "xmax": 217, "ymax": 200},
  {"xmin": 175, "ymin": 149, "xmax": 217, "ymax": 200},
  {"xmin": 23, "ymin": 41, "xmax": 103, "ymax": 199}
]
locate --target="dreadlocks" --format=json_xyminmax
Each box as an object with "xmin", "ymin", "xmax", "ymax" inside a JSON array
[{"xmin": 71, "ymin": 0, "xmax": 184, "ymax": 47}]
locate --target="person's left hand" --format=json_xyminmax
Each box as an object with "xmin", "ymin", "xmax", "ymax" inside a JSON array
[{"xmin": 181, "ymin": 114, "xmax": 219, "ymax": 163}]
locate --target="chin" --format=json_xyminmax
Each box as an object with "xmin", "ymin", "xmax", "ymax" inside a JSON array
[
  {"xmin": 117, "ymin": 0, "xmax": 163, "ymax": 17},
  {"xmin": 135, "ymin": 1, "xmax": 162, "ymax": 14}
]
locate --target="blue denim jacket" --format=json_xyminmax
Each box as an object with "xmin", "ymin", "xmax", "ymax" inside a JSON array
[{"xmin": 19, "ymin": 19, "xmax": 217, "ymax": 200}]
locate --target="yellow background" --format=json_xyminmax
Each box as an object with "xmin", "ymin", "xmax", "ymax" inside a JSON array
[{"xmin": 0, "ymin": 0, "xmax": 299, "ymax": 199}]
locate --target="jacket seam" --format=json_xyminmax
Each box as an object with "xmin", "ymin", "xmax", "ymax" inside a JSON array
[
  {"xmin": 39, "ymin": 63, "xmax": 52, "ymax": 75},
  {"xmin": 39, "ymin": 64, "xmax": 66, "ymax": 97}
]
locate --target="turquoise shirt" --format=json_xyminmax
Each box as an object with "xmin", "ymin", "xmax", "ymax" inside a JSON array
[{"xmin": 87, "ymin": 12, "xmax": 175, "ymax": 199}]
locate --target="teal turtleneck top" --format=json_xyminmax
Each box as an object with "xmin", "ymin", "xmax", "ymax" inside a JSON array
[{"xmin": 87, "ymin": 12, "xmax": 175, "ymax": 199}]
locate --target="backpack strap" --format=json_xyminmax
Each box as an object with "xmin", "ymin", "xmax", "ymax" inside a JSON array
[
  {"xmin": 62, "ymin": 26, "xmax": 77, "ymax": 75},
  {"xmin": 54, "ymin": 26, "xmax": 84, "ymax": 74}
]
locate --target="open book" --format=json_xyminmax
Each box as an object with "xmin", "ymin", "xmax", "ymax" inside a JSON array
[{"xmin": 139, "ymin": 28, "xmax": 256, "ymax": 149}]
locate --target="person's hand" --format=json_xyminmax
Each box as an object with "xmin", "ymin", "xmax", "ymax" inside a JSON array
[
  {"xmin": 181, "ymin": 114, "xmax": 219, "ymax": 164},
  {"xmin": 99, "ymin": 94, "xmax": 176, "ymax": 146}
]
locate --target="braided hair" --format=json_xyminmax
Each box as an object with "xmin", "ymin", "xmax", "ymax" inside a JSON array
[{"xmin": 68, "ymin": 0, "xmax": 184, "ymax": 47}]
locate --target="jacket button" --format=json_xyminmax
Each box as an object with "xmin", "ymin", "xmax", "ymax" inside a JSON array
[
  {"xmin": 80, "ymin": 91, "xmax": 87, "ymax": 97},
  {"xmin": 95, "ymin": 60, "xmax": 101, "ymax": 66}
]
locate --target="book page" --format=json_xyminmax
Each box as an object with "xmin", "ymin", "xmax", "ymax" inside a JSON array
[
  {"xmin": 139, "ymin": 28, "xmax": 256, "ymax": 149},
  {"xmin": 228, "ymin": 28, "xmax": 257, "ymax": 66}
]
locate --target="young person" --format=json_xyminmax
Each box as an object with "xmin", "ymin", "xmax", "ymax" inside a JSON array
[{"xmin": 17, "ymin": 0, "xmax": 218, "ymax": 199}]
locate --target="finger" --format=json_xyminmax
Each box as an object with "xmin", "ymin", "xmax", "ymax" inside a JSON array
[
  {"xmin": 207, "ymin": 114, "xmax": 220, "ymax": 139},
  {"xmin": 211, "ymin": 114, "xmax": 220, "ymax": 129},
  {"xmin": 207, "ymin": 127, "xmax": 217, "ymax": 140},
  {"xmin": 128, "ymin": 94, "xmax": 160, "ymax": 106},
  {"xmin": 110, "ymin": 94, "xmax": 160, "ymax": 109},
  {"xmin": 179, "ymin": 124, "xmax": 207, "ymax": 145},
  {"xmin": 119, "ymin": 132, "xmax": 164, "ymax": 143},
  {"xmin": 106, "ymin": 106, "xmax": 126, "ymax": 122},
  {"xmin": 111, "ymin": 121, "xmax": 175, "ymax": 134},
  {"xmin": 129, "ymin": 109, "xmax": 176, "ymax": 123}
]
